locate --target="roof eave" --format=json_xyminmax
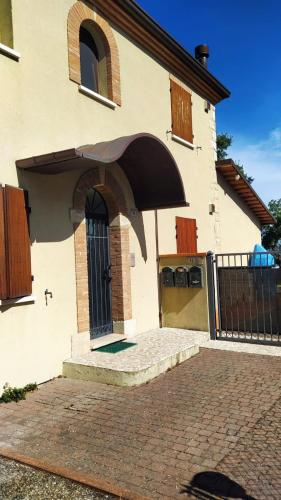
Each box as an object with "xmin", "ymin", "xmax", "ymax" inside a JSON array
[
  {"xmin": 216, "ymin": 159, "xmax": 276, "ymax": 226},
  {"xmin": 89, "ymin": 0, "xmax": 230, "ymax": 104},
  {"xmin": 120, "ymin": 0, "xmax": 230, "ymax": 95}
]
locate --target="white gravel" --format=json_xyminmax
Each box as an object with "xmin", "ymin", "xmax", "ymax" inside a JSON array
[{"xmin": 0, "ymin": 457, "xmax": 116, "ymax": 499}]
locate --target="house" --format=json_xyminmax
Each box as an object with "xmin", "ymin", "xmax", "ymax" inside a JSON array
[{"xmin": 0, "ymin": 0, "xmax": 274, "ymax": 390}]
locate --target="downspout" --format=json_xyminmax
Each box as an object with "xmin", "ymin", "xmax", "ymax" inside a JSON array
[{"xmin": 155, "ymin": 209, "xmax": 162, "ymax": 327}]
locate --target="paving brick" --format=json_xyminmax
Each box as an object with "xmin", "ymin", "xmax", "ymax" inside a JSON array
[{"xmin": 1, "ymin": 349, "xmax": 281, "ymax": 498}]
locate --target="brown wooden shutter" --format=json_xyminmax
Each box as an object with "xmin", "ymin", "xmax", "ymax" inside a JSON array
[
  {"xmin": 170, "ymin": 79, "xmax": 193, "ymax": 143},
  {"xmin": 0, "ymin": 185, "xmax": 8, "ymax": 299},
  {"xmin": 5, "ymin": 185, "xmax": 32, "ymax": 298},
  {"xmin": 176, "ymin": 216, "xmax": 198, "ymax": 254}
]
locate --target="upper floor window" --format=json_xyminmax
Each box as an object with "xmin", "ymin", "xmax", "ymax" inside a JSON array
[
  {"xmin": 79, "ymin": 22, "xmax": 111, "ymax": 101},
  {"xmin": 0, "ymin": 0, "xmax": 20, "ymax": 60},
  {"xmin": 0, "ymin": 0, "xmax": 13, "ymax": 48},
  {"xmin": 67, "ymin": 2, "xmax": 121, "ymax": 106},
  {"xmin": 80, "ymin": 26, "xmax": 100, "ymax": 93},
  {"xmin": 170, "ymin": 78, "xmax": 193, "ymax": 145}
]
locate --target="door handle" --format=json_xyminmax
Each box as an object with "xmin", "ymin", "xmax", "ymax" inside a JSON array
[{"xmin": 103, "ymin": 265, "xmax": 112, "ymax": 282}]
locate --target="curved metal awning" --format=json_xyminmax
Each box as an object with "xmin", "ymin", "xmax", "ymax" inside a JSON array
[{"xmin": 16, "ymin": 133, "xmax": 188, "ymax": 211}]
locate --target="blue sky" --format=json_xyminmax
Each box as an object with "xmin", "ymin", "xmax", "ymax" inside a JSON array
[{"xmin": 137, "ymin": 0, "xmax": 281, "ymax": 203}]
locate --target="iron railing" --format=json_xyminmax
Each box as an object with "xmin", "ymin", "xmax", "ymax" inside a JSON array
[{"xmin": 215, "ymin": 252, "xmax": 281, "ymax": 344}]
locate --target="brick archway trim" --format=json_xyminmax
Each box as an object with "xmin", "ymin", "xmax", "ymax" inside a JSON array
[
  {"xmin": 67, "ymin": 1, "xmax": 121, "ymax": 106},
  {"xmin": 73, "ymin": 167, "xmax": 131, "ymax": 334},
  {"xmin": 73, "ymin": 167, "xmax": 127, "ymax": 218}
]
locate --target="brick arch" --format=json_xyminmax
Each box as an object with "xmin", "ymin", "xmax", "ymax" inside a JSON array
[
  {"xmin": 67, "ymin": 1, "xmax": 121, "ymax": 105},
  {"xmin": 73, "ymin": 167, "xmax": 131, "ymax": 335},
  {"xmin": 73, "ymin": 167, "xmax": 127, "ymax": 219}
]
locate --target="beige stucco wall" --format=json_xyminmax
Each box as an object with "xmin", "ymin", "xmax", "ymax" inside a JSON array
[
  {"xmin": 216, "ymin": 174, "xmax": 261, "ymax": 253},
  {"xmin": 0, "ymin": 0, "xmax": 261, "ymax": 389}
]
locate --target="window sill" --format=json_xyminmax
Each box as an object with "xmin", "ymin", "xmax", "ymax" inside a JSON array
[
  {"xmin": 79, "ymin": 85, "xmax": 116, "ymax": 109},
  {"xmin": 172, "ymin": 134, "xmax": 195, "ymax": 150},
  {"xmin": 0, "ymin": 295, "xmax": 36, "ymax": 306},
  {"xmin": 0, "ymin": 43, "xmax": 21, "ymax": 61}
]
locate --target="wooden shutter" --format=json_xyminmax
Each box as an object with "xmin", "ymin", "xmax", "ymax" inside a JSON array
[
  {"xmin": 176, "ymin": 217, "xmax": 197, "ymax": 254},
  {"xmin": 0, "ymin": 186, "xmax": 8, "ymax": 299},
  {"xmin": 170, "ymin": 79, "xmax": 193, "ymax": 143},
  {"xmin": 4, "ymin": 185, "xmax": 32, "ymax": 298}
]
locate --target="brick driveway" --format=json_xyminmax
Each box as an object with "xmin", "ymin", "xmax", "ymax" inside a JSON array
[{"xmin": 0, "ymin": 348, "xmax": 281, "ymax": 499}]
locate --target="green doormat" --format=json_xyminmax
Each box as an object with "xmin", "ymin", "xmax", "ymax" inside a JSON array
[{"xmin": 93, "ymin": 341, "xmax": 137, "ymax": 353}]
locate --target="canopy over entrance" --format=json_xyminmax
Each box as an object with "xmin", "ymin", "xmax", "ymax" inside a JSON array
[{"xmin": 16, "ymin": 133, "xmax": 188, "ymax": 211}]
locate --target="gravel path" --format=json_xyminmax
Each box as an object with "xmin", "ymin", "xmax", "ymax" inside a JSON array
[{"xmin": 0, "ymin": 457, "xmax": 116, "ymax": 499}]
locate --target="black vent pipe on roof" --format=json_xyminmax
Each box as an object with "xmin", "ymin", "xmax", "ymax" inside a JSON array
[{"xmin": 195, "ymin": 44, "xmax": 209, "ymax": 68}]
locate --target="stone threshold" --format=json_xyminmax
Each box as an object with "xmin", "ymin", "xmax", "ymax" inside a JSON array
[
  {"xmin": 63, "ymin": 329, "xmax": 202, "ymax": 387},
  {"xmin": 205, "ymin": 339, "xmax": 281, "ymax": 356},
  {"xmin": 90, "ymin": 333, "xmax": 127, "ymax": 350}
]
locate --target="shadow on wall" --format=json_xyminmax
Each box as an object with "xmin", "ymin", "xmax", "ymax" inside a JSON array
[
  {"xmin": 129, "ymin": 210, "xmax": 147, "ymax": 262},
  {"xmin": 181, "ymin": 471, "xmax": 257, "ymax": 499},
  {"xmin": 217, "ymin": 173, "xmax": 261, "ymax": 230},
  {"xmin": 17, "ymin": 169, "xmax": 148, "ymax": 261},
  {"xmin": 18, "ymin": 169, "xmax": 76, "ymax": 243}
]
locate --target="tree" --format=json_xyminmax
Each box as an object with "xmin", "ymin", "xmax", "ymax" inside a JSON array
[
  {"xmin": 216, "ymin": 133, "xmax": 254, "ymax": 184},
  {"xmin": 235, "ymin": 162, "xmax": 254, "ymax": 185},
  {"xmin": 216, "ymin": 132, "xmax": 232, "ymax": 161},
  {"xmin": 262, "ymin": 199, "xmax": 281, "ymax": 250}
]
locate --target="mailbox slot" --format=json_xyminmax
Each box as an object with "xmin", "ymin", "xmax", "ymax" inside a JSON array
[
  {"xmin": 161, "ymin": 267, "xmax": 175, "ymax": 287},
  {"xmin": 189, "ymin": 265, "xmax": 204, "ymax": 288},
  {"xmin": 175, "ymin": 266, "xmax": 189, "ymax": 288}
]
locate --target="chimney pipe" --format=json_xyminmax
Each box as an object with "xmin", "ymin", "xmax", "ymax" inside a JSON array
[{"xmin": 195, "ymin": 44, "xmax": 209, "ymax": 68}]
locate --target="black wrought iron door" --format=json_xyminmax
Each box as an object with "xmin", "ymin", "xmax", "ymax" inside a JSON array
[{"xmin": 86, "ymin": 189, "xmax": 112, "ymax": 339}]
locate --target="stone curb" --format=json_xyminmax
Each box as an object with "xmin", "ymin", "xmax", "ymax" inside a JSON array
[
  {"xmin": 0, "ymin": 447, "xmax": 150, "ymax": 500},
  {"xmin": 63, "ymin": 344, "xmax": 199, "ymax": 386}
]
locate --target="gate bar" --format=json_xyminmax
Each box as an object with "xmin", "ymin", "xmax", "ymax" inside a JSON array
[{"xmin": 206, "ymin": 251, "xmax": 216, "ymax": 340}]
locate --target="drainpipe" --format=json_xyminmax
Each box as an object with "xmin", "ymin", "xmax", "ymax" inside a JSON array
[{"xmin": 155, "ymin": 209, "xmax": 162, "ymax": 327}]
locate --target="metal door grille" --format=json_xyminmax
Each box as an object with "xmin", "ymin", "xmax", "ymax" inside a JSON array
[
  {"xmin": 215, "ymin": 252, "xmax": 281, "ymax": 344},
  {"xmin": 86, "ymin": 189, "xmax": 112, "ymax": 339}
]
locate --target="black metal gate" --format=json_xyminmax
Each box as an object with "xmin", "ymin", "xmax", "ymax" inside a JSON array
[
  {"xmin": 215, "ymin": 252, "xmax": 281, "ymax": 344},
  {"xmin": 86, "ymin": 188, "xmax": 112, "ymax": 339}
]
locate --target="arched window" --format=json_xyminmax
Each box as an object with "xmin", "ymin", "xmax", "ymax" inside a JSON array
[
  {"xmin": 79, "ymin": 26, "xmax": 100, "ymax": 93},
  {"xmin": 0, "ymin": 0, "xmax": 13, "ymax": 48},
  {"xmin": 85, "ymin": 188, "xmax": 108, "ymax": 220},
  {"xmin": 67, "ymin": 2, "xmax": 121, "ymax": 105}
]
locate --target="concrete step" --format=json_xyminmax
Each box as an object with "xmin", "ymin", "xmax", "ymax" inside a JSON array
[{"xmin": 63, "ymin": 329, "xmax": 200, "ymax": 386}]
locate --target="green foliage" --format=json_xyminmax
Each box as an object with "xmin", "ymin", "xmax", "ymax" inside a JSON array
[
  {"xmin": 216, "ymin": 133, "xmax": 254, "ymax": 184},
  {"xmin": 0, "ymin": 382, "xmax": 38, "ymax": 403},
  {"xmin": 235, "ymin": 163, "xmax": 254, "ymax": 184},
  {"xmin": 268, "ymin": 199, "xmax": 281, "ymax": 218},
  {"xmin": 262, "ymin": 199, "xmax": 281, "ymax": 250},
  {"xmin": 216, "ymin": 132, "xmax": 232, "ymax": 161},
  {"xmin": 24, "ymin": 383, "xmax": 37, "ymax": 392}
]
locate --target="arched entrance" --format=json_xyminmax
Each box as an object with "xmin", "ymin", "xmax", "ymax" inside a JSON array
[
  {"xmin": 72, "ymin": 166, "xmax": 133, "ymax": 342},
  {"xmin": 86, "ymin": 188, "xmax": 112, "ymax": 339},
  {"xmin": 16, "ymin": 133, "xmax": 187, "ymax": 353}
]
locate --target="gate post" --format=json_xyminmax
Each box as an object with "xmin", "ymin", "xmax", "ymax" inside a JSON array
[{"xmin": 206, "ymin": 251, "xmax": 216, "ymax": 340}]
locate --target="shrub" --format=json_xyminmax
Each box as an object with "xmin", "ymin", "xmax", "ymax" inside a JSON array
[{"xmin": 0, "ymin": 383, "xmax": 38, "ymax": 403}]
